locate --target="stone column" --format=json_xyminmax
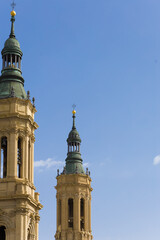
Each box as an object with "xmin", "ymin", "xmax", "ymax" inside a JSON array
[
  {"xmin": 61, "ymin": 196, "xmax": 66, "ymax": 231},
  {"xmin": 6, "ymin": 55, "xmax": 8, "ymax": 67},
  {"xmin": 65, "ymin": 196, "xmax": 68, "ymax": 230},
  {"xmin": 24, "ymin": 215, "xmax": 28, "ymax": 240},
  {"xmin": 31, "ymin": 139, "xmax": 34, "ymax": 183},
  {"xmin": 21, "ymin": 138, "xmax": 25, "ymax": 178},
  {"xmin": 19, "ymin": 57, "xmax": 21, "ymax": 69},
  {"xmin": 73, "ymin": 143, "xmax": 75, "ymax": 152},
  {"xmin": 35, "ymin": 215, "xmax": 40, "ymax": 240},
  {"xmin": 24, "ymin": 136, "xmax": 29, "ymax": 179},
  {"xmin": 56, "ymin": 197, "xmax": 59, "ymax": 230},
  {"xmin": 84, "ymin": 198, "xmax": 88, "ymax": 231},
  {"xmin": 89, "ymin": 197, "xmax": 91, "ymax": 232},
  {"xmin": 28, "ymin": 140, "xmax": 31, "ymax": 181},
  {"xmin": 15, "ymin": 55, "xmax": 17, "ymax": 68},
  {"xmin": 74, "ymin": 195, "xmax": 80, "ymax": 232},
  {"xmin": 8, "ymin": 133, "xmax": 17, "ymax": 178},
  {"xmin": 10, "ymin": 54, "xmax": 12, "ymax": 66},
  {"xmin": 61, "ymin": 195, "xmax": 66, "ymax": 240},
  {"xmin": 18, "ymin": 56, "xmax": 20, "ymax": 68},
  {"xmin": 16, "ymin": 211, "xmax": 24, "ymax": 240}
]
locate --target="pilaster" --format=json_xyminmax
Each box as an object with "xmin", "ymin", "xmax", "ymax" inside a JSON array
[
  {"xmin": 74, "ymin": 194, "xmax": 80, "ymax": 232},
  {"xmin": 8, "ymin": 133, "xmax": 17, "ymax": 178}
]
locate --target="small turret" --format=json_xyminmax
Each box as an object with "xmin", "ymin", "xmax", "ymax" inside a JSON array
[
  {"xmin": 55, "ymin": 109, "xmax": 93, "ymax": 240},
  {"xmin": 0, "ymin": 10, "xmax": 26, "ymax": 99},
  {"xmin": 65, "ymin": 109, "xmax": 85, "ymax": 174}
]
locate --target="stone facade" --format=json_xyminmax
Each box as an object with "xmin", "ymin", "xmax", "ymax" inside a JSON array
[
  {"xmin": 55, "ymin": 112, "xmax": 93, "ymax": 240},
  {"xmin": 0, "ymin": 97, "xmax": 42, "ymax": 240}
]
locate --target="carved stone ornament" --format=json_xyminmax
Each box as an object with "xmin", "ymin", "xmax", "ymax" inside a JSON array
[
  {"xmin": 28, "ymin": 215, "xmax": 36, "ymax": 240},
  {"xmin": 0, "ymin": 208, "xmax": 15, "ymax": 228},
  {"xmin": 55, "ymin": 231, "xmax": 61, "ymax": 240},
  {"xmin": 16, "ymin": 208, "xmax": 28, "ymax": 215}
]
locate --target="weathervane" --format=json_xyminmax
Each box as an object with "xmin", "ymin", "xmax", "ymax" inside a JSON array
[{"xmin": 11, "ymin": 0, "xmax": 16, "ymax": 10}]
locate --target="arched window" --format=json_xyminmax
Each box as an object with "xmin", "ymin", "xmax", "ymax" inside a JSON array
[
  {"xmin": 1, "ymin": 137, "xmax": 7, "ymax": 178},
  {"xmin": 17, "ymin": 138, "xmax": 22, "ymax": 178},
  {"xmin": 80, "ymin": 198, "xmax": 85, "ymax": 231},
  {"xmin": 68, "ymin": 198, "xmax": 73, "ymax": 228},
  {"xmin": 0, "ymin": 226, "xmax": 6, "ymax": 240}
]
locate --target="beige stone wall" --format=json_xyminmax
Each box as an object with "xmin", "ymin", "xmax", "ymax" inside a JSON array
[
  {"xmin": 0, "ymin": 98, "xmax": 42, "ymax": 240},
  {"xmin": 55, "ymin": 174, "xmax": 93, "ymax": 240}
]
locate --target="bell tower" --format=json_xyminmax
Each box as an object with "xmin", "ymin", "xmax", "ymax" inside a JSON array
[
  {"xmin": 0, "ymin": 9, "xmax": 42, "ymax": 240},
  {"xmin": 55, "ymin": 110, "xmax": 93, "ymax": 240}
]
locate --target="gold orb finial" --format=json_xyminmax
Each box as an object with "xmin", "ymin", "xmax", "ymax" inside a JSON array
[
  {"xmin": 72, "ymin": 110, "xmax": 76, "ymax": 115},
  {"xmin": 11, "ymin": 10, "xmax": 16, "ymax": 17}
]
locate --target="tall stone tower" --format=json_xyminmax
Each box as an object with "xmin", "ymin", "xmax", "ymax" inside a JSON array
[
  {"xmin": 55, "ymin": 110, "xmax": 93, "ymax": 240},
  {"xmin": 0, "ymin": 10, "xmax": 42, "ymax": 240}
]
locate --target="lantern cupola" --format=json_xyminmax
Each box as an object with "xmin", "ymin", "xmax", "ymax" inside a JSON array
[
  {"xmin": 0, "ymin": 11, "xmax": 26, "ymax": 99},
  {"xmin": 65, "ymin": 110, "xmax": 85, "ymax": 174}
]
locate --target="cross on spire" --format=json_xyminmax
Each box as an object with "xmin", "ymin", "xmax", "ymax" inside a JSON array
[
  {"xmin": 11, "ymin": 1, "xmax": 16, "ymax": 10},
  {"xmin": 72, "ymin": 104, "xmax": 76, "ymax": 111}
]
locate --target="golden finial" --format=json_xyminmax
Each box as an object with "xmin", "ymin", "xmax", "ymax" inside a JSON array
[
  {"xmin": 11, "ymin": 1, "xmax": 16, "ymax": 16},
  {"xmin": 72, "ymin": 104, "xmax": 76, "ymax": 115},
  {"xmin": 11, "ymin": 10, "xmax": 16, "ymax": 16}
]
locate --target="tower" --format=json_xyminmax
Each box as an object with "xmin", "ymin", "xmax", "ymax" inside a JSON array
[
  {"xmin": 0, "ymin": 10, "xmax": 42, "ymax": 240},
  {"xmin": 55, "ymin": 110, "xmax": 93, "ymax": 240}
]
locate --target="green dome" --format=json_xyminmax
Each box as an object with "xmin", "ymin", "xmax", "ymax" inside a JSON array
[
  {"xmin": 2, "ymin": 37, "xmax": 22, "ymax": 56},
  {"xmin": 67, "ymin": 128, "xmax": 81, "ymax": 143},
  {"xmin": 0, "ymin": 81, "xmax": 26, "ymax": 99},
  {"xmin": 4, "ymin": 37, "xmax": 20, "ymax": 49}
]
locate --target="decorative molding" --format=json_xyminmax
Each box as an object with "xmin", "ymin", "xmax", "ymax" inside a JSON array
[
  {"xmin": 0, "ymin": 208, "xmax": 15, "ymax": 228},
  {"xmin": 35, "ymin": 215, "xmax": 40, "ymax": 222},
  {"xmin": 0, "ymin": 128, "xmax": 34, "ymax": 137},
  {"xmin": 16, "ymin": 208, "xmax": 29, "ymax": 215}
]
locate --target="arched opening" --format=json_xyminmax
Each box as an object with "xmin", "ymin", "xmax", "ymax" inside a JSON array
[
  {"xmin": 17, "ymin": 138, "xmax": 22, "ymax": 178},
  {"xmin": 68, "ymin": 143, "xmax": 80, "ymax": 153},
  {"xmin": 68, "ymin": 198, "xmax": 73, "ymax": 228},
  {"xmin": 80, "ymin": 198, "xmax": 85, "ymax": 231},
  {"xmin": 0, "ymin": 226, "xmax": 6, "ymax": 240},
  {"xmin": 2, "ymin": 54, "xmax": 21, "ymax": 70},
  {"xmin": 1, "ymin": 137, "xmax": 7, "ymax": 178}
]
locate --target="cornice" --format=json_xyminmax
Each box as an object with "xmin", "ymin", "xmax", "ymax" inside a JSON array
[
  {"xmin": 0, "ymin": 114, "xmax": 38, "ymax": 129},
  {"xmin": 0, "ymin": 98, "xmax": 37, "ymax": 113},
  {"xmin": 0, "ymin": 194, "xmax": 43, "ymax": 210},
  {"xmin": 0, "ymin": 128, "xmax": 36, "ymax": 138}
]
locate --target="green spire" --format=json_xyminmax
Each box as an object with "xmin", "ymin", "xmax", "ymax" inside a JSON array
[
  {"xmin": 0, "ymin": 11, "xmax": 27, "ymax": 99},
  {"xmin": 10, "ymin": 16, "xmax": 15, "ymax": 38},
  {"xmin": 65, "ymin": 110, "xmax": 85, "ymax": 174},
  {"xmin": 72, "ymin": 113, "xmax": 76, "ymax": 129}
]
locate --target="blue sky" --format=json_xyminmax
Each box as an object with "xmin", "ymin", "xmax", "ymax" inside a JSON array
[{"xmin": 1, "ymin": 0, "xmax": 160, "ymax": 239}]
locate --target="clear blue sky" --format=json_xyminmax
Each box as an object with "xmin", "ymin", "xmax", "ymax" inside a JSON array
[{"xmin": 1, "ymin": 0, "xmax": 160, "ymax": 239}]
